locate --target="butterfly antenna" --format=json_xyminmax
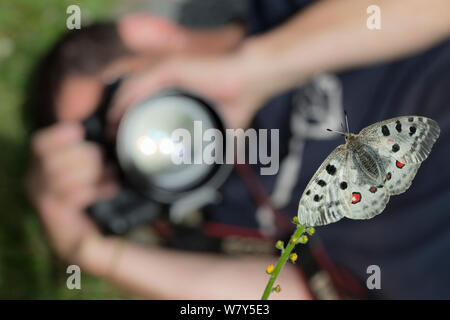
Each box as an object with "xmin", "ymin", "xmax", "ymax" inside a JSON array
[
  {"xmin": 326, "ymin": 128, "xmax": 345, "ymax": 136},
  {"xmin": 344, "ymin": 110, "xmax": 350, "ymax": 134}
]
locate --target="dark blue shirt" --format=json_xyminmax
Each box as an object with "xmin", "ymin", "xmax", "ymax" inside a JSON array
[{"xmin": 205, "ymin": 0, "xmax": 450, "ymax": 299}]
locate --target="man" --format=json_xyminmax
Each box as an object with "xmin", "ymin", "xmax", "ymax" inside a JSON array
[{"xmin": 27, "ymin": 0, "xmax": 450, "ymax": 299}]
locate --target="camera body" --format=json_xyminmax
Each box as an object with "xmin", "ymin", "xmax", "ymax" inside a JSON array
[{"xmin": 83, "ymin": 80, "xmax": 231, "ymax": 234}]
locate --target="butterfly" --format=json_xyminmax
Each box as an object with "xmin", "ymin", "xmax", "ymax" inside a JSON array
[{"xmin": 297, "ymin": 115, "xmax": 440, "ymax": 227}]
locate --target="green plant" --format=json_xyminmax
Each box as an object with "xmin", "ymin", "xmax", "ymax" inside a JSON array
[{"xmin": 261, "ymin": 217, "xmax": 315, "ymax": 300}]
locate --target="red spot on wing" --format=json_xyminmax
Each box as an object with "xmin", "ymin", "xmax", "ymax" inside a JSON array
[
  {"xmin": 396, "ymin": 160, "xmax": 405, "ymax": 168},
  {"xmin": 351, "ymin": 192, "xmax": 361, "ymax": 204}
]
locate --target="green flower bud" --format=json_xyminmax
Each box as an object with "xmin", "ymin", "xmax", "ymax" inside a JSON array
[
  {"xmin": 299, "ymin": 235, "xmax": 309, "ymax": 244},
  {"xmin": 290, "ymin": 253, "xmax": 298, "ymax": 263},
  {"xmin": 275, "ymin": 240, "xmax": 284, "ymax": 250},
  {"xmin": 306, "ymin": 227, "xmax": 316, "ymax": 235}
]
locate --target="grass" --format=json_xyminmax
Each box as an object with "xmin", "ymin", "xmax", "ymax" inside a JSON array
[{"xmin": 0, "ymin": 0, "xmax": 125, "ymax": 299}]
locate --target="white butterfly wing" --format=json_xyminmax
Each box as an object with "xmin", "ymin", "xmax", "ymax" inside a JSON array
[
  {"xmin": 382, "ymin": 162, "xmax": 421, "ymax": 195},
  {"xmin": 359, "ymin": 116, "xmax": 439, "ymax": 195},
  {"xmin": 298, "ymin": 144, "xmax": 393, "ymax": 225},
  {"xmin": 359, "ymin": 116, "xmax": 440, "ymax": 164},
  {"xmin": 341, "ymin": 153, "xmax": 391, "ymax": 220},
  {"xmin": 297, "ymin": 145, "xmax": 351, "ymax": 226}
]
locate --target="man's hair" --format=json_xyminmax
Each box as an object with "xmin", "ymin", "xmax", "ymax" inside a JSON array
[{"xmin": 23, "ymin": 22, "xmax": 130, "ymax": 132}]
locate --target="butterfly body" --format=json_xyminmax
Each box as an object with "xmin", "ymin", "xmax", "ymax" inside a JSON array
[
  {"xmin": 298, "ymin": 116, "xmax": 440, "ymax": 227},
  {"xmin": 347, "ymin": 136, "xmax": 387, "ymax": 184}
]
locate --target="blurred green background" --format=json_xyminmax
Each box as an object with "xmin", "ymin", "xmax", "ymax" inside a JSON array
[{"xmin": 0, "ymin": 0, "xmax": 126, "ymax": 299}]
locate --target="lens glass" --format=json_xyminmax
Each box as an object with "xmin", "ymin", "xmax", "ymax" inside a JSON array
[{"xmin": 117, "ymin": 94, "xmax": 217, "ymax": 193}]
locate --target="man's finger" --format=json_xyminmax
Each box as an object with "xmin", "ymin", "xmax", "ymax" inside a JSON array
[
  {"xmin": 50, "ymin": 159, "xmax": 103, "ymax": 194},
  {"xmin": 107, "ymin": 66, "xmax": 177, "ymax": 125},
  {"xmin": 118, "ymin": 13, "xmax": 187, "ymax": 54},
  {"xmin": 32, "ymin": 123, "xmax": 84, "ymax": 156},
  {"xmin": 118, "ymin": 13, "xmax": 244, "ymax": 55},
  {"xmin": 42, "ymin": 142, "xmax": 102, "ymax": 178},
  {"xmin": 63, "ymin": 180, "xmax": 118, "ymax": 209}
]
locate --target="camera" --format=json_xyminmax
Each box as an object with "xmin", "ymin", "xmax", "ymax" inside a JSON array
[{"xmin": 83, "ymin": 80, "xmax": 232, "ymax": 235}]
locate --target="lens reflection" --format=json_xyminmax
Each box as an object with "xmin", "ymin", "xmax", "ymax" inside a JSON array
[
  {"xmin": 116, "ymin": 93, "xmax": 217, "ymax": 192},
  {"xmin": 137, "ymin": 136, "xmax": 157, "ymax": 155}
]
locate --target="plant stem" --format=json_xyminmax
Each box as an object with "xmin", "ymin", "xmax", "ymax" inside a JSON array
[{"xmin": 261, "ymin": 224, "xmax": 305, "ymax": 300}]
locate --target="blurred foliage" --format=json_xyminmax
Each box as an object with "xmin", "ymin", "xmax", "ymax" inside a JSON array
[{"xmin": 0, "ymin": 0, "xmax": 125, "ymax": 299}]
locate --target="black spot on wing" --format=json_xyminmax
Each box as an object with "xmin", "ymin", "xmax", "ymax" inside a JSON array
[
  {"xmin": 382, "ymin": 125, "xmax": 390, "ymax": 136},
  {"xmin": 395, "ymin": 120, "xmax": 402, "ymax": 132},
  {"xmin": 326, "ymin": 164, "xmax": 336, "ymax": 175}
]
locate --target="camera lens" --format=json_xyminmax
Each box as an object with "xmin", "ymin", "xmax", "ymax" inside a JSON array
[{"xmin": 116, "ymin": 90, "xmax": 227, "ymax": 202}]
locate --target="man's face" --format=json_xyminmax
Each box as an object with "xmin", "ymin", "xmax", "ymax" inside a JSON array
[
  {"xmin": 56, "ymin": 75, "xmax": 103, "ymax": 122},
  {"xmin": 54, "ymin": 17, "xmax": 245, "ymax": 124},
  {"xmin": 55, "ymin": 55, "xmax": 156, "ymax": 122}
]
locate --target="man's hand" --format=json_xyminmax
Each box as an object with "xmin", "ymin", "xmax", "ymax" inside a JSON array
[
  {"xmin": 107, "ymin": 48, "xmax": 293, "ymax": 130},
  {"xmin": 26, "ymin": 123, "xmax": 117, "ymax": 264},
  {"xmin": 118, "ymin": 13, "xmax": 244, "ymax": 55}
]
